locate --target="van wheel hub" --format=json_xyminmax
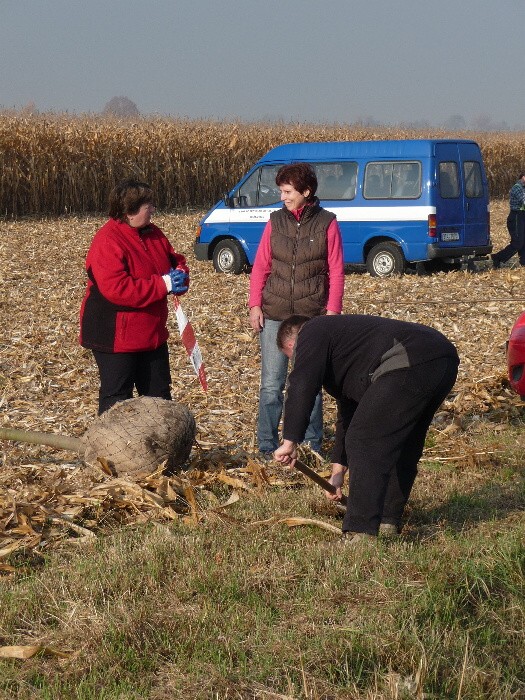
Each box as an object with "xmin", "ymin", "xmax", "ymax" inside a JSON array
[
  {"xmin": 366, "ymin": 242, "xmax": 405, "ymax": 277},
  {"xmin": 373, "ymin": 252, "xmax": 395, "ymax": 275}
]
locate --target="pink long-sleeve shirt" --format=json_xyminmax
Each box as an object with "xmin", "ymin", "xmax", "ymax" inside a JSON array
[{"xmin": 248, "ymin": 208, "xmax": 345, "ymax": 313}]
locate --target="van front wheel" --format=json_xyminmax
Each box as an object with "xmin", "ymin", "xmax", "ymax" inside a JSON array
[
  {"xmin": 366, "ymin": 243, "xmax": 406, "ymax": 277},
  {"xmin": 212, "ymin": 240, "xmax": 247, "ymax": 274}
]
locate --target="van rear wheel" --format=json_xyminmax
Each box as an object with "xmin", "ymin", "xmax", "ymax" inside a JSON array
[
  {"xmin": 212, "ymin": 240, "xmax": 247, "ymax": 274},
  {"xmin": 366, "ymin": 243, "xmax": 405, "ymax": 277}
]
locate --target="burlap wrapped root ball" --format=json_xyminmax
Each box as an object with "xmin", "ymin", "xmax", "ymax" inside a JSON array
[{"xmin": 82, "ymin": 396, "xmax": 196, "ymax": 479}]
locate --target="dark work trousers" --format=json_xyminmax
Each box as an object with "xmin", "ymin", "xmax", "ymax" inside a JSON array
[
  {"xmin": 342, "ymin": 356, "xmax": 459, "ymax": 535},
  {"xmin": 493, "ymin": 210, "xmax": 525, "ymax": 265},
  {"xmin": 92, "ymin": 343, "xmax": 172, "ymax": 415}
]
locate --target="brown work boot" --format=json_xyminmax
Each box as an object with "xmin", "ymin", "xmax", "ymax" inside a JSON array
[
  {"xmin": 378, "ymin": 523, "xmax": 401, "ymax": 539},
  {"xmin": 340, "ymin": 531, "xmax": 375, "ymax": 546}
]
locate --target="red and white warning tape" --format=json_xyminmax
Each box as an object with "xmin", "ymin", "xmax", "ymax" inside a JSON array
[{"xmin": 171, "ymin": 296, "xmax": 208, "ymax": 392}]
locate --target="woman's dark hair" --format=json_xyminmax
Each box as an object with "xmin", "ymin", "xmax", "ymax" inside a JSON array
[
  {"xmin": 277, "ymin": 315, "xmax": 309, "ymax": 350},
  {"xmin": 109, "ymin": 179, "xmax": 154, "ymax": 220},
  {"xmin": 275, "ymin": 163, "xmax": 317, "ymax": 201}
]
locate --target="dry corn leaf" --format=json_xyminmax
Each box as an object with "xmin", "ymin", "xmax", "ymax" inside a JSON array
[
  {"xmin": 279, "ymin": 517, "xmax": 341, "ymax": 534},
  {"xmin": 245, "ymin": 459, "xmax": 271, "ymax": 489},
  {"xmin": 0, "ymin": 646, "xmax": 42, "ymax": 660},
  {"xmin": 96, "ymin": 456, "xmax": 116, "ymax": 476},
  {"xmin": 0, "ymin": 540, "xmax": 25, "ymax": 559},
  {"xmin": 155, "ymin": 477, "xmax": 179, "ymax": 503},
  {"xmin": 41, "ymin": 508, "xmax": 96, "ymax": 538},
  {"xmin": 216, "ymin": 471, "xmax": 252, "ymax": 490},
  {"xmin": 215, "ymin": 492, "xmax": 240, "ymax": 509},
  {"xmin": 0, "ymin": 645, "xmax": 72, "ymax": 660},
  {"xmin": 182, "ymin": 482, "xmax": 200, "ymax": 524},
  {"xmin": 0, "ymin": 563, "xmax": 16, "ymax": 574}
]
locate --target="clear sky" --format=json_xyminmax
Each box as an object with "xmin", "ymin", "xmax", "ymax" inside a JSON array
[{"xmin": 1, "ymin": 0, "xmax": 523, "ymax": 128}]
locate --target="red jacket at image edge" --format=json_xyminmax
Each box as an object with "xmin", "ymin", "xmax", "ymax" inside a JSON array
[{"xmin": 79, "ymin": 218, "xmax": 188, "ymax": 353}]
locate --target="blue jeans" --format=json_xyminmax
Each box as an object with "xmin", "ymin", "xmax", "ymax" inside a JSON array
[{"xmin": 257, "ymin": 319, "xmax": 323, "ymax": 453}]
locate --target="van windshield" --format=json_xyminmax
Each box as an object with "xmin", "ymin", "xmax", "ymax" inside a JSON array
[{"xmin": 235, "ymin": 166, "xmax": 281, "ymax": 207}]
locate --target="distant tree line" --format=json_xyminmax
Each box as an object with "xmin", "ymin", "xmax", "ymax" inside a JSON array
[{"xmin": 7, "ymin": 96, "xmax": 525, "ymax": 132}]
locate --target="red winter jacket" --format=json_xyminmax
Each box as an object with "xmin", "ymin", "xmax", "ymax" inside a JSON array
[{"xmin": 79, "ymin": 218, "xmax": 188, "ymax": 353}]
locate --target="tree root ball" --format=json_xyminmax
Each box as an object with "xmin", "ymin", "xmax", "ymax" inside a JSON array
[{"xmin": 82, "ymin": 397, "xmax": 196, "ymax": 478}]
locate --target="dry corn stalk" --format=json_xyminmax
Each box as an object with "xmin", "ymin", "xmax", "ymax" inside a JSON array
[{"xmin": 1, "ymin": 111, "xmax": 522, "ymax": 216}]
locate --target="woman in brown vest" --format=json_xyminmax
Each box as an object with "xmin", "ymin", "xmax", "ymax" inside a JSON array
[{"xmin": 248, "ymin": 163, "xmax": 345, "ymax": 458}]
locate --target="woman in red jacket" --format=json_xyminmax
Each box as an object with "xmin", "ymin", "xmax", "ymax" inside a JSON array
[{"xmin": 80, "ymin": 179, "xmax": 189, "ymax": 414}]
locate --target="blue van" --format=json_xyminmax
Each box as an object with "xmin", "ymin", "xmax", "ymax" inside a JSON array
[{"xmin": 194, "ymin": 139, "xmax": 492, "ymax": 276}]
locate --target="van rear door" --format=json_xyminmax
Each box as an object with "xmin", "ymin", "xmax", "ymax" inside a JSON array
[
  {"xmin": 434, "ymin": 142, "xmax": 465, "ymax": 247},
  {"xmin": 458, "ymin": 142, "xmax": 489, "ymax": 247},
  {"xmin": 434, "ymin": 142, "xmax": 489, "ymax": 250}
]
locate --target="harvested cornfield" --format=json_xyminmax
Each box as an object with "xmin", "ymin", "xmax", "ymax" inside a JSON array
[
  {"xmin": 1, "ymin": 199, "xmax": 525, "ymax": 565},
  {"xmin": 2, "ymin": 112, "xmax": 525, "ymax": 216}
]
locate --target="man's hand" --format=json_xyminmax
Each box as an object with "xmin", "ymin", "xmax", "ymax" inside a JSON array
[
  {"xmin": 249, "ymin": 305, "xmax": 264, "ymax": 333},
  {"xmin": 325, "ymin": 463, "xmax": 347, "ymax": 501},
  {"xmin": 274, "ymin": 440, "xmax": 297, "ymax": 467}
]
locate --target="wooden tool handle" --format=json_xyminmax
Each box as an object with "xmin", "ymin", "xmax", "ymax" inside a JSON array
[
  {"xmin": 294, "ymin": 459, "xmax": 348, "ymax": 507},
  {"xmin": 0, "ymin": 427, "xmax": 83, "ymax": 454}
]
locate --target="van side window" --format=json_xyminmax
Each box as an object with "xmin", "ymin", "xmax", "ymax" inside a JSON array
[
  {"xmin": 316, "ymin": 162, "xmax": 358, "ymax": 200},
  {"xmin": 439, "ymin": 162, "xmax": 460, "ymax": 198},
  {"xmin": 235, "ymin": 166, "xmax": 281, "ymax": 207},
  {"xmin": 392, "ymin": 162, "xmax": 421, "ymax": 198},
  {"xmin": 364, "ymin": 161, "xmax": 421, "ymax": 199},
  {"xmin": 463, "ymin": 161, "xmax": 483, "ymax": 198},
  {"xmin": 364, "ymin": 163, "xmax": 391, "ymax": 198}
]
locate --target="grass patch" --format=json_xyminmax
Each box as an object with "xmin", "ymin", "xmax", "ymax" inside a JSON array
[{"xmin": 1, "ymin": 489, "xmax": 523, "ymax": 699}]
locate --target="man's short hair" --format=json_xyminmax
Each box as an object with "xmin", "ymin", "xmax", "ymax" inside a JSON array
[{"xmin": 277, "ymin": 315, "xmax": 310, "ymax": 350}]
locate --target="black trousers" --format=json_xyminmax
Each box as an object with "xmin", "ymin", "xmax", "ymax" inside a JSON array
[
  {"xmin": 342, "ymin": 356, "xmax": 459, "ymax": 535},
  {"xmin": 92, "ymin": 343, "xmax": 172, "ymax": 415},
  {"xmin": 493, "ymin": 211, "xmax": 525, "ymax": 265}
]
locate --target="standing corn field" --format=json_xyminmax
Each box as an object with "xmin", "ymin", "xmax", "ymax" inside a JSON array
[{"xmin": 1, "ymin": 112, "xmax": 525, "ymax": 216}]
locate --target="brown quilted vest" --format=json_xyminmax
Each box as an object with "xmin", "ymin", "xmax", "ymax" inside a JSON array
[{"xmin": 262, "ymin": 199, "xmax": 335, "ymax": 321}]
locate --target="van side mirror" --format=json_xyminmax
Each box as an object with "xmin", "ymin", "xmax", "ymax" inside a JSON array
[{"xmin": 223, "ymin": 194, "xmax": 249, "ymax": 208}]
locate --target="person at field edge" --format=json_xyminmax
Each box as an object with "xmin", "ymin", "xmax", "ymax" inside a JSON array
[
  {"xmin": 273, "ymin": 314, "xmax": 459, "ymax": 544},
  {"xmin": 248, "ymin": 163, "xmax": 345, "ymax": 458},
  {"xmin": 491, "ymin": 173, "xmax": 525, "ymax": 268},
  {"xmin": 79, "ymin": 178, "xmax": 189, "ymax": 414}
]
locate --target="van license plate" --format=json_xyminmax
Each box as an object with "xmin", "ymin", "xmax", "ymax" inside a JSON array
[{"xmin": 442, "ymin": 232, "xmax": 459, "ymax": 241}]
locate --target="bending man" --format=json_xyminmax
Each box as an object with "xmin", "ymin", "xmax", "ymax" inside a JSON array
[{"xmin": 274, "ymin": 314, "xmax": 459, "ymax": 543}]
